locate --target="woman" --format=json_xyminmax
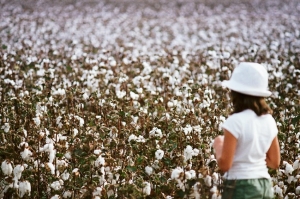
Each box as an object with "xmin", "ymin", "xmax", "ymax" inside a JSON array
[{"xmin": 213, "ymin": 62, "xmax": 281, "ymax": 199}]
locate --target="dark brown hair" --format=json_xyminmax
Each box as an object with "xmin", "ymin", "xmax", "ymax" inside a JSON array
[{"xmin": 230, "ymin": 90, "xmax": 273, "ymax": 116}]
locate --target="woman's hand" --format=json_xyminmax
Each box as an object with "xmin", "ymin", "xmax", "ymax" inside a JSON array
[
  {"xmin": 213, "ymin": 130, "xmax": 237, "ymax": 172},
  {"xmin": 213, "ymin": 135, "xmax": 224, "ymax": 160}
]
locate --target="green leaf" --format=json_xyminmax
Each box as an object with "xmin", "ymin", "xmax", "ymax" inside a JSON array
[
  {"xmin": 119, "ymin": 111, "xmax": 125, "ymax": 117},
  {"xmin": 126, "ymin": 166, "xmax": 137, "ymax": 172},
  {"xmin": 136, "ymin": 156, "xmax": 143, "ymax": 165},
  {"xmin": 56, "ymin": 153, "xmax": 64, "ymax": 158},
  {"xmin": 175, "ymin": 189, "xmax": 186, "ymax": 198},
  {"xmin": 163, "ymin": 157, "xmax": 172, "ymax": 166},
  {"xmin": 66, "ymin": 65, "xmax": 72, "ymax": 72},
  {"xmin": 2, "ymin": 44, "xmax": 7, "ymax": 49}
]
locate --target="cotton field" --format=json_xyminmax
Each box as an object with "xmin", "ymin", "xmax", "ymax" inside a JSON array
[{"xmin": 0, "ymin": 0, "xmax": 299, "ymax": 198}]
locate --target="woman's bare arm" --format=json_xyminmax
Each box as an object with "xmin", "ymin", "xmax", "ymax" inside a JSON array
[
  {"xmin": 213, "ymin": 129, "xmax": 237, "ymax": 172},
  {"xmin": 266, "ymin": 136, "xmax": 280, "ymax": 169}
]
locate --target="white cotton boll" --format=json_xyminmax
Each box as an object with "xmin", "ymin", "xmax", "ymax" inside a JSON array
[
  {"xmin": 51, "ymin": 180, "xmax": 63, "ymax": 190},
  {"xmin": 193, "ymin": 148, "xmax": 200, "ymax": 156},
  {"xmin": 131, "ymin": 116, "xmax": 138, "ymax": 124},
  {"xmin": 50, "ymin": 194, "xmax": 60, "ymax": 199},
  {"xmin": 210, "ymin": 185, "xmax": 218, "ymax": 193},
  {"xmin": 184, "ymin": 171, "xmax": 192, "ymax": 180},
  {"xmin": 167, "ymin": 101, "xmax": 174, "ymax": 108},
  {"xmin": 284, "ymin": 161, "xmax": 294, "ymax": 175},
  {"xmin": 274, "ymin": 185, "xmax": 283, "ymax": 198},
  {"xmin": 130, "ymin": 91, "xmax": 139, "ymax": 100},
  {"xmin": 149, "ymin": 127, "xmax": 163, "ymax": 138},
  {"xmin": 189, "ymin": 182, "xmax": 200, "ymax": 199},
  {"xmin": 13, "ymin": 164, "xmax": 25, "ymax": 180},
  {"xmin": 136, "ymin": 135, "xmax": 146, "ymax": 143},
  {"xmin": 171, "ymin": 167, "xmax": 183, "ymax": 179},
  {"xmin": 165, "ymin": 113, "xmax": 171, "ymax": 120},
  {"xmin": 198, "ymin": 173, "xmax": 204, "ymax": 178},
  {"xmin": 39, "ymin": 131, "xmax": 45, "ymax": 139},
  {"xmin": 107, "ymin": 189, "xmax": 115, "ymax": 197},
  {"xmin": 82, "ymin": 93, "xmax": 89, "ymax": 100},
  {"xmin": 52, "ymin": 88, "xmax": 66, "ymax": 96},
  {"xmin": 37, "ymin": 68, "xmax": 45, "ymax": 77},
  {"xmin": 204, "ymin": 175, "xmax": 212, "ymax": 187},
  {"xmin": 95, "ymin": 156, "xmax": 105, "ymax": 167},
  {"xmin": 296, "ymin": 186, "xmax": 300, "ymax": 194},
  {"xmin": 287, "ymin": 176, "xmax": 296, "ymax": 184},
  {"xmin": 293, "ymin": 159, "xmax": 299, "ymax": 169},
  {"xmin": 33, "ymin": 117, "xmax": 41, "ymax": 126},
  {"xmin": 188, "ymin": 169, "xmax": 196, "ymax": 178},
  {"xmin": 72, "ymin": 168, "xmax": 79, "ymax": 175},
  {"xmin": 46, "ymin": 163, "xmax": 55, "ymax": 175},
  {"xmin": 145, "ymin": 166, "xmax": 153, "ymax": 175},
  {"xmin": 73, "ymin": 128, "xmax": 78, "ymax": 137},
  {"xmin": 142, "ymin": 182, "xmax": 151, "ymax": 196},
  {"xmin": 19, "ymin": 180, "xmax": 31, "ymax": 197},
  {"xmin": 74, "ymin": 116, "xmax": 84, "ymax": 127},
  {"xmin": 128, "ymin": 134, "xmax": 137, "ymax": 142},
  {"xmin": 61, "ymin": 171, "xmax": 70, "ymax": 181},
  {"xmin": 212, "ymin": 192, "xmax": 222, "ymax": 199},
  {"xmin": 278, "ymin": 181, "xmax": 285, "ymax": 187},
  {"xmin": 155, "ymin": 149, "xmax": 164, "ymax": 160},
  {"xmin": 94, "ymin": 149, "xmax": 101, "ymax": 155},
  {"xmin": 183, "ymin": 125, "xmax": 193, "ymax": 135},
  {"xmin": 20, "ymin": 148, "xmax": 33, "ymax": 161},
  {"xmin": 56, "ymin": 159, "xmax": 68, "ymax": 168},
  {"xmin": 49, "ymin": 149, "xmax": 56, "ymax": 164},
  {"xmin": 1, "ymin": 160, "xmax": 13, "ymax": 176},
  {"xmin": 278, "ymin": 169, "xmax": 284, "ymax": 176},
  {"xmin": 136, "ymin": 87, "xmax": 143, "ymax": 94},
  {"xmin": 107, "ymin": 172, "xmax": 114, "ymax": 182},
  {"xmin": 93, "ymin": 187, "xmax": 102, "ymax": 196},
  {"xmin": 34, "ymin": 160, "xmax": 42, "ymax": 169},
  {"xmin": 212, "ymin": 172, "xmax": 219, "ymax": 183},
  {"xmin": 64, "ymin": 151, "xmax": 72, "ymax": 160},
  {"xmin": 1, "ymin": 123, "xmax": 10, "ymax": 133},
  {"xmin": 176, "ymin": 180, "xmax": 185, "ymax": 191},
  {"xmin": 63, "ymin": 190, "xmax": 72, "ymax": 198},
  {"xmin": 23, "ymin": 129, "xmax": 27, "ymax": 137},
  {"xmin": 296, "ymin": 132, "xmax": 300, "ymax": 139},
  {"xmin": 116, "ymin": 90, "xmax": 126, "ymax": 99},
  {"xmin": 184, "ymin": 145, "xmax": 194, "ymax": 161}
]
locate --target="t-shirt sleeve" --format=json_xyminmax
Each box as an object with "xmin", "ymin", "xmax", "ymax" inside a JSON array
[
  {"xmin": 221, "ymin": 115, "xmax": 241, "ymax": 139},
  {"xmin": 269, "ymin": 116, "xmax": 279, "ymax": 138}
]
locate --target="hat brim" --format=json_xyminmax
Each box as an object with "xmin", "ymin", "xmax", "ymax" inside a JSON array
[{"xmin": 222, "ymin": 80, "xmax": 272, "ymax": 97}]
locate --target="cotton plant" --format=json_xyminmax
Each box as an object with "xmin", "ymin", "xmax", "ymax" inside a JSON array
[
  {"xmin": 0, "ymin": 0, "xmax": 299, "ymax": 198},
  {"xmin": 12, "ymin": 164, "xmax": 25, "ymax": 188},
  {"xmin": 1, "ymin": 160, "xmax": 13, "ymax": 176},
  {"xmin": 149, "ymin": 127, "xmax": 163, "ymax": 138},
  {"xmin": 155, "ymin": 149, "xmax": 165, "ymax": 160},
  {"xmin": 183, "ymin": 145, "xmax": 200, "ymax": 162},
  {"xmin": 142, "ymin": 182, "xmax": 151, "ymax": 196},
  {"xmin": 19, "ymin": 180, "xmax": 31, "ymax": 198}
]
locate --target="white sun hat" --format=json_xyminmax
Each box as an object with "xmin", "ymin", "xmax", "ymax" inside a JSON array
[{"xmin": 222, "ymin": 62, "xmax": 272, "ymax": 97}]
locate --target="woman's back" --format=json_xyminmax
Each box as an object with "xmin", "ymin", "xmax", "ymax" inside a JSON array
[{"xmin": 222, "ymin": 109, "xmax": 278, "ymax": 179}]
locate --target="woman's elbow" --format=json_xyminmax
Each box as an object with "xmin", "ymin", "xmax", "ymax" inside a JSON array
[
  {"xmin": 217, "ymin": 158, "xmax": 232, "ymax": 172},
  {"xmin": 266, "ymin": 157, "xmax": 281, "ymax": 169}
]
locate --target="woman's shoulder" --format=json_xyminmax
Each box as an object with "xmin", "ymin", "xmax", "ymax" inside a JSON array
[
  {"xmin": 227, "ymin": 109, "xmax": 277, "ymax": 126},
  {"xmin": 228, "ymin": 109, "xmax": 255, "ymax": 119},
  {"xmin": 225, "ymin": 109, "xmax": 258, "ymax": 126}
]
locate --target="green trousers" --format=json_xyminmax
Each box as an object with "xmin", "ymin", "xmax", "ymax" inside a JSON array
[{"xmin": 221, "ymin": 178, "xmax": 274, "ymax": 199}]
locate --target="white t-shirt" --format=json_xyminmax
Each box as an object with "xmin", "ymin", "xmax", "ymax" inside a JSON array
[{"xmin": 222, "ymin": 109, "xmax": 278, "ymax": 180}]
